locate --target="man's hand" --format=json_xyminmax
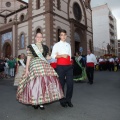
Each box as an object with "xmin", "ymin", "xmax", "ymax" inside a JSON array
[
  {"xmin": 62, "ymin": 54, "xmax": 68, "ymax": 58},
  {"xmin": 56, "ymin": 53, "xmax": 68, "ymax": 58}
]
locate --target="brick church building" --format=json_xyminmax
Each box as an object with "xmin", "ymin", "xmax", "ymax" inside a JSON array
[{"xmin": 0, "ymin": 0, "xmax": 93, "ymax": 57}]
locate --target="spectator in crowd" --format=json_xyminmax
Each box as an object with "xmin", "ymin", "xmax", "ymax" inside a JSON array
[
  {"xmin": 14, "ymin": 53, "xmax": 26, "ymax": 86},
  {"xmin": 8, "ymin": 57, "xmax": 16, "ymax": 77},
  {"xmin": 0, "ymin": 57, "xmax": 5, "ymax": 79}
]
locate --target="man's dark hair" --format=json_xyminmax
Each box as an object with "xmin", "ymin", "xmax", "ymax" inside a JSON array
[{"xmin": 59, "ymin": 29, "xmax": 67, "ymax": 35}]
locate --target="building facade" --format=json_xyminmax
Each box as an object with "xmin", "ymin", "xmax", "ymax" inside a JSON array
[
  {"xmin": 0, "ymin": 0, "xmax": 93, "ymax": 58},
  {"xmin": 92, "ymin": 4, "xmax": 118, "ymax": 56}
]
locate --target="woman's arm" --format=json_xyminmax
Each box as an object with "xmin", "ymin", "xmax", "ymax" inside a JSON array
[
  {"xmin": 24, "ymin": 57, "xmax": 31, "ymax": 77},
  {"xmin": 24, "ymin": 47, "xmax": 32, "ymax": 77},
  {"xmin": 16, "ymin": 63, "xmax": 19, "ymax": 74}
]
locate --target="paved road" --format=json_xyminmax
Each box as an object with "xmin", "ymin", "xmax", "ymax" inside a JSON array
[{"xmin": 0, "ymin": 71, "xmax": 120, "ymax": 120}]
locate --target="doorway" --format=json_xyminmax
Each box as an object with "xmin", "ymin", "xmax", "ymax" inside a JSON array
[
  {"xmin": 75, "ymin": 41, "xmax": 80, "ymax": 53},
  {"xmin": 74, "ymin": 32, "xmax": 80, "ymax": 53},
  {"xmin": 3, "ymin": 42, "xmax": 12, "ymax": 58}
]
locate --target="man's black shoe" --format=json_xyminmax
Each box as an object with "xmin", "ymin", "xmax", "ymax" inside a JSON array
[
  {"xmin": 60, "ymin": 103, "xmax": 67, "ymax": 108},
  {"xmin": 87, "ymin": 81, "xmax": 93, "ymax": 84},
  {"xmin": 87, "ymin": 81, "xmax": 90, "ymax": 84},
  {"xmin": 67, "ymin": 102, "xmax": 73, "ymax": 107},
  {"xmin": 90, "ymin": 82, "xmax": 93, "ymax": 85}
]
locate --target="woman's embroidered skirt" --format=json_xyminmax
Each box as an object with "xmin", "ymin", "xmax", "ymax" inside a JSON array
[{"xmin": 16, "ymin": 57, "xmax": 64, "ymax": 105}]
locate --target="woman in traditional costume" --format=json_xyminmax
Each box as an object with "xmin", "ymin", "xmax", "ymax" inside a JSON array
[
  {"xmin": 72, "ymin": 52, "xmax": 87, "ymax": 82},
  {"xmin": 14, "ymin": 53, "xmax": 26, "ymax": 86},
  {"xmin": 16, "ymin": 32, "xmax": 64, "ymax": 110}
]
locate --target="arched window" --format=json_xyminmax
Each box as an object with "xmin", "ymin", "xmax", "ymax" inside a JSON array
[
  {"xmin": 36, "ymin": 0, "xmax": 40, "ymax": 9},
  {"xmin": 20, "ymin": 14, "xmax": 24, "ymax": 22},
  {"xmin": 57, "ymin": 0, "xmax": 61, "ymax": 10},
  {"xmin": 57, "ymin": 29, "xmax": 61, "ymax": 42},
  {"xmin": 20, "ymin": 34, "xmax": 25, "ymax": 49},
  {"xmin": 73, "ymin": 2, "xmax": 82, "ymax": 21},
  {"xmin": 36, "ymin": 28, "xmax": 41, "ymax": 34}
]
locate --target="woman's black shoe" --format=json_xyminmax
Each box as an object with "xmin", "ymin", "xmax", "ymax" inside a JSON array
[{"xmin": 33, "ymin": 105, "xmax": 39, "ymax": 109}]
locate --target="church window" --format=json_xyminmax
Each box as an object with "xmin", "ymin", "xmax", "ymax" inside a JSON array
[
  {"xmin": 6, "ymin": 2, "xmax": 11, "ymax": 7},
  {"xmin": 36, "ymin": 0, "xmax": 40, "ymax": 9},
  {"xmin": 57, "ymin": 0, "xmax": 61, "ymax": 10},
  {"xmin": 73, "ymin": 2, "xmax": 82, "ymax": 21},
  {"xmin": 20, "ymin": 14, "xmax": 24, "ymax": 22},
  {"xmin": 20, "ymin": 34, "xmax": 25, "ymax": 49}
]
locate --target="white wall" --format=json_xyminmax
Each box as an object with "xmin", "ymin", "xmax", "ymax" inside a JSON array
[{"xmin": 92, "ymin": 5, "xmax": 110, "ymax": 53}]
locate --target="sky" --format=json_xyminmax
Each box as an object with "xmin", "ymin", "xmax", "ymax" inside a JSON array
[{"xmin": 23, "ymin": 0, "xmax": 120, "ymax": 39}]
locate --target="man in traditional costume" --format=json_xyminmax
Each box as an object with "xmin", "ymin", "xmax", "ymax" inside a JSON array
[
  {"xmin": 108, "ymin": 56, "xmax": 114, "ymax": 71},
  {"xmin": 86, "ymin": 49, "xmax": 97, "ymax": 84},
  {"xmin": 51, "ymin": 29, "xmax": 74, "ymax": 108}
]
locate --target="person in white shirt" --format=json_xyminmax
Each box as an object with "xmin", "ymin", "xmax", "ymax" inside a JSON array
[
  {"xmin": 114, "ymin": 57, "xmax": 119, "ymax": 71},
  {"xmin": 99, "ymin": 56, "xmax": 104, "ymax": 71},
  {"xmin": 4, "ymin": 59, "xmax": 9, "ymax": 78},
  {"xmin": 108, "ymin": 57, "xmax": 114, "ymax": 71},
  {"xmin": 86, "ymin": 49, "xmax": 97, "ymax": 84},
  {"xmin": 51, "ymin": 29, "xmax": 73, "ymax": 108}
]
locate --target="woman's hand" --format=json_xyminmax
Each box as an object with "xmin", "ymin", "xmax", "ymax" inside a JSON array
[{"xmin": 24, "ymin": 69, "xmax": 29, "ymax": 77}]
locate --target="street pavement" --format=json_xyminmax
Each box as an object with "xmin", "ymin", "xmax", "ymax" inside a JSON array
[{"xmin": 0, "ymin": 71, "xmax": 120, "ymax": 120}]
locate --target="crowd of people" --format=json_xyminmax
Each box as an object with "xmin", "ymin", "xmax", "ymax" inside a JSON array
[
  {"xmin": 96, "ymin": 56, "xmax": 119, "ymax": 71},
  {"xmin": 0, "ymin": 56, "xmax": 17, "ymax": 79},
  {"xmin": 0, "ymin": 54, "xmax": 27, "ymax": 78},
  {"xmin": 0, "ymin": 29, "xmax": 120, "ymax": 111}
]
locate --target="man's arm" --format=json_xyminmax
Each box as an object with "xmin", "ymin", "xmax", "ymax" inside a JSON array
[
  {"xmin": 93, "ymin": 54, "xmax": 97, "ymax": 65},
  {"xmin": 51, "ymin": 44, "xmax": 68, "ymax": 59}
]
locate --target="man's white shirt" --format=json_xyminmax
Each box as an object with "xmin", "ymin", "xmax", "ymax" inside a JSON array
[
  {"xmin": 51, "ymin": 41, "xmax": 71, "ymax": 59},
  {"xmin": 109, "ymin": 58, "xmax": 114, "ymax": 62},
  {"xmin": 87, "ymin": 53, "xmax": 97, "ymax": 65}
]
